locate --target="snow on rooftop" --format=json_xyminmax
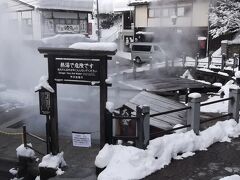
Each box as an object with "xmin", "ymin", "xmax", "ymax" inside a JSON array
[
  {"xmin": 129, "ymin": 0, "xmax": 151, "ymax": 5},
  {"xmin": 16, "ymin": 144, "xmax": 35, "ymax": 158},
  {"xmin": 42, "ymin": 34, "xmax": 95, "ymax": 48},
  {"xmin": 35, "ymin": 76, "xmax": 55, "ymax": 93},
  {"xmin": 188, "ymin": 93, "xmax": 201, "ymax": 99},
  {"xmin": 21, "ymin": 0, "xmax": 93, "ymax": 12},
  {"xmin": 39, "ymin": 152, "xmax": 66, "ymax": 169},
  {"xmin": 69, "ymin": 42, "xmax": 117, "ymax": 52},
  {"xmin": 95, "ymin": 119, "xmax": 240, "ymax": 180}
]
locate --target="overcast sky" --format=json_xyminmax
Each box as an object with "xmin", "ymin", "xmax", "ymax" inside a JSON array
[{"xmin": 98, "ymin": 0, "xmax": 131, "ymax": 13}]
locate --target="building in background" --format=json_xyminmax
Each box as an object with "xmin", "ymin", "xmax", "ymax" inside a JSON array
[
  {"xmin": 7, "ymin": 0, "xmax": 93, "ymax": 40},
  {"xmin": 129, "ymin": 0, "xmax": 210, "ymax": 57},
  {"xmin": 113, "ymin": 0, "xmax": 134, "ymax": 52}
]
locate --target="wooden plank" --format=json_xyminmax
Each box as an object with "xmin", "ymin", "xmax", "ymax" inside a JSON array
[
  {"xmin": 130, "ymin": 93, "xmax": 186, "ymax": 114},
  {"xmin": 125, "ymin": 92, "xmax": 187, "ymax": 130}
]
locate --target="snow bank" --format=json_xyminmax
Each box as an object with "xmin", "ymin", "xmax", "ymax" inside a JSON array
[
  {"xmin": 201, "ymin": 80, "xmax": 238, "ymax": 113},
  {"xmin": 39, "ymin": 152, "xmax": 66, "ymax": 169},
  {"xmin": 16, "ymin": 144, "xmax": 35, "ymax": 158},
  {"xmin": 35, "ymin": 76, "xmax": 54, "ymax": 93},
  {"xmin": 69, "ymin": 42, "xmax": 117, "ymax": 52},
  {"xmin": 96, "ymin": 119, "xmax": 240, "ymax": 180},
  {"xmin": 220, "ymin": 175, "xmax": 240, "ymax": 180},
  {"xmin": 235, "ymin": 71, "xmax": 240, "ymax": 78}
]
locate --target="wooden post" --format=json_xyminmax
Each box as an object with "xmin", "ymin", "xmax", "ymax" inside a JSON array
[
  {"xmin": 22, "ymin": 125, "xmax": 27, "ymax": 147},
  {"xmin": 182, "ymin": 54, "xmax": 186, "ymax": 68},
  {"xmin": 48, "ymin": 56, "xmax": 59, "ymax": 155},
  {"xmin": 221, "ymin": 53, "xmax": 226, "ymax": 71},
  {"xmin": 208, "ymin": 53, "xmax": 212, "ymax": 69},
  {"xmin": 195, "ymin": 53, "xmax": 199, "ymax": 68},
  {"xmin": 105, "ymin": 109, "xmax": 113, "ymax": 145},
  {"xmin": 165, "ymin": 56, "xmax": 168, "ymax": 68},
  {"xmin": 187, "ymin": 93, "xmax": 201, "ymax": 135},
  {"xmin": 46, "ymin": 115, "xmax": 50, "ymax": 154},
  {"xmin": 136, "ymin": 106, "xmax": 150, "ymax": 149},
  {"xmin": 228, "ymin": 88, "xmax": 240, "ymax": 123},
  {"xmin": 100, "ymin": 56, "xmax": 108, "ymax": 148}
]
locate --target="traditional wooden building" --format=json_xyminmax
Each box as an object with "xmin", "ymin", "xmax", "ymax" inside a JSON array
[
  {"xmin": 129, "ymin": 0, "xmax": 210, "ymax": 57},
  {"xmin": 7, "ymin": 0, "xmax": 93, "ymax": 40}
]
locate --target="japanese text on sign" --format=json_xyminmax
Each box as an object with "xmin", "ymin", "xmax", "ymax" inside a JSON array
[{"xmin": 55, "ymin": 58, "xmax": 100, "ymax": 82}]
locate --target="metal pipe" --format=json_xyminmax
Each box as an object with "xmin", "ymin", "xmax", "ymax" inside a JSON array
[
  {"xmin": 200, "ymin": 97, "xmax": 233, "ymax": 107},
  {"xmin": 150, "ymin": 106, "xmax": 191, "ymax": 117},
  {"xmin": 27, "ymin": 132, "xmax": 47, "ymax": 143}
]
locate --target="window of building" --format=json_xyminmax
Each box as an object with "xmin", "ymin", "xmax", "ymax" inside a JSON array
[
  {"xmin": 169, "ymin": 8, "xmax": 176, "ymax": 16},
  {"xmin": 22, "ymin": 18, "xmax": 33, "ymax": 34},
  {"xmin": 177, "ymin": 7, "xmax": 185, "ymax": 16},
  {"xmin": 162, "ymin": 8, "xmax": 169, "ymax": 17},
  {"xmin": 149, "ymin": 9, "xmax": 154, "ymax": 18}
]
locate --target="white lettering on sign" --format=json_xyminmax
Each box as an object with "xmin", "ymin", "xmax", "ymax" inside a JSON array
[
  {"xmin": 56, "ymin": 24, "xmax": 80, "ymax": 33},
  {"xmin": 72, "ymin": 132, "xmax": 91, "ymax": 147}
]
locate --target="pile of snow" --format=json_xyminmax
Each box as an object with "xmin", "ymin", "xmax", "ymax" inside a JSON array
[
  {"xmin": 106, "ymin": 101, "xmax": 114, "ymax": 113},
  {"xmin": 180, "ymin": 70, "xmax": 194, "ymax": 80},
  {"xmin": 42, "ymin": 34, "xmax": 95, "ymax": 48},
  {"xmin": 70, "ymin": 42, "xmax": 117, "ymax": 52},
  {"xmin": 39, "ymin": 152, "xmax": 66, "ymax": 170},
  {"xmin": 9, "ymin": 168, "xmax": 18, "ymax": 176},
  {"xmin": 220, "ymin": 175, "xmax": 240, "ymax": 180},
  {"xmin": 201, "ymin": 80, "xmax": 238, "ymax": 113},
  {"xmin": 35, "ymin": 76, "xmax": 54, "ymax": 93},
  {"xmin": 95, "ymin": 119, "xmax": 240, "ymax": 180},
  {"xmin": 188, "ymin": 92, "xmax": 201, "ymax": 99},
  {"xmin": 21, "ymin": 0, "xmax": 93, "ymax": 12},
  {"xmin": 16, "ymin": 144, "xmax": 35, "ymax": 158}
]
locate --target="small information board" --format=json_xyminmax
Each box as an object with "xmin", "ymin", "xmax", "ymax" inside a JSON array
[
  {"xmin": 55, "ymin": 58, "xmax": 100, "ymax": 83},
  {"xmin": 72, "ymin": 132, "xmax": 91, "ymax": 148},
  {"xmin": 39, "ymin": 91, "xmax": 51, "ymax": 115}
]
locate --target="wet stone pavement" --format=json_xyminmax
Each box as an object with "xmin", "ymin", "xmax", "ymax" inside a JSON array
[{"xmin": 145, "ymin": 137, "xmax": 240, "ymax": 180}]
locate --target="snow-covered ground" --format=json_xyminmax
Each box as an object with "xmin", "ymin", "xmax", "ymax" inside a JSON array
[
  {"xmin": 220, "ymin": 175, "xmax": 240, "ymax": 180},
  {"xmin": 95, "ymin": 119, "xmax": 240, "ymax": 180},
  {"xmin": 201, "ymin": 80, "xmax": 237, "ymax": 113}
]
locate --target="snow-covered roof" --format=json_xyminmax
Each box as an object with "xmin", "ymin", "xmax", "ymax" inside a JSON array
[
  {"xmin": 20, "ymin": 0, "xmax": 93, "ymax": 12},
  {"xmin": 7, "ymin": 0, "xmax": 34, "ymax": 12},
  {"xmin": 129, "ymin": 0, "xmax": 151, "ymax": 6}
]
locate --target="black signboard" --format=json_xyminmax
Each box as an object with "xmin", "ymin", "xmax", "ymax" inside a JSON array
[
  {"xmin": 39, "ymin": 91, "xmax": 51, "ymax": 115},
  {"xmin": 55, "ymin": 58, "xmax": 100, "ymax": 82}
]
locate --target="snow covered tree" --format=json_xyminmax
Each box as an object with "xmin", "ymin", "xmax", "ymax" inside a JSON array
[{"xmin": 209, "ymin": 0, "xmax": 240, "ymax": 39}]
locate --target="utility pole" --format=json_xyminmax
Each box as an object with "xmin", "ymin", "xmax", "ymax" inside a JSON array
[{"xmin": 96, "ymin": 0, "xmax": 100, "ymax": 42}]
